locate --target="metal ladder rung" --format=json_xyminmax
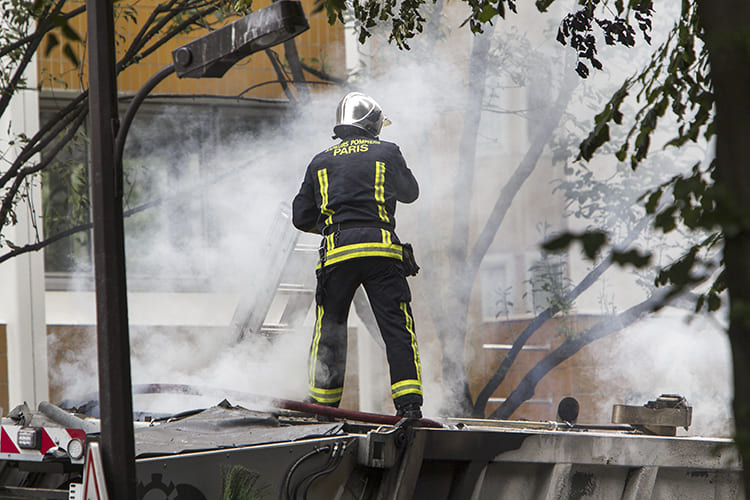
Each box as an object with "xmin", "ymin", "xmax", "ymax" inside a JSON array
[
  {"xmin": 488, "ymin": 397, "xmax": 553, "ymax": 405},
  {"xmin": 277, "ymin": 283, "xmax": 314, "ymax": 293},
  {"xmin": 482, "ymin": 343, "xmax": 551, "ymax": 351}
]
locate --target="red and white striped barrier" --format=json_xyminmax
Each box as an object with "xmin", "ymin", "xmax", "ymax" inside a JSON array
[{"xmin": 0, "ymin": 424, "xmax": 86, "ymax": 463}]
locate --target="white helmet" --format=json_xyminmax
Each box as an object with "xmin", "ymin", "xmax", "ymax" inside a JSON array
[{"xmin": 333, "ymin": 92, "xmax": 390, "ymax": 138}]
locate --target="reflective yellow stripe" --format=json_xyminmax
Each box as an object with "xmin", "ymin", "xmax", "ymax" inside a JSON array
[
  {"xmin": 308, "ymin": 388, "xmax": 343, "ymax": 404},
  {"xmin": 390, "ymin": 302, "xmax": 422, "ymax": 401},
  {"xmin": 309, "ymin": 305, "xmax": 324, "ymax": 386},
  {"xmin": 318, "ymin": 168, "xmax": 334, "ymax": 225},
  {"xmin": 326, "ymin": 233, "xmax": 335, "ymax": 252},
  {"xmin": 401, "ymin": 301, "xmax": 422, "ymax": 385},
  {"xmin": 381, "ymin": 229, "xmax": 392, "ymax": 245},
  {"xmin": 309, "ymin": 385, "xmax": 344, "ymax": 395},
  {"xmin": 309, "ymin": 385, "xmax": 343, "ymax": 404},
  {"xmin": 391, "ymin": 379, "xmax": 423, "ymax": 399},
  {"xmin": 309, "ymin": 395, "xmax": 341, "ymax": 404},
  {"xmin": 324, "ymin": 242, "xmax": 402, "ymax": 267},
  {"xmin": 392, "ymin": 379, "xmax": 420, "ymax": 390},
  {"xmin": 375, "ymin": 161, "xmax": 389, "ymax": 223}
]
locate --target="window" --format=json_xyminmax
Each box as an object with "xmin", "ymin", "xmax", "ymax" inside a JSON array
[
  {"xmin": 40, "ymin": 93, "xmax": 290, "ymax": 291},
  {"xmin": 528, "ymin": 252, "xmax": 569, "ymax": 314},
  {"xmin": 480, "ymin": 253, "xmax": 521, "ymax": 320}
]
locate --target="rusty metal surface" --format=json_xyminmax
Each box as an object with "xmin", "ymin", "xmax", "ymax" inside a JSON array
[
  {"xmin": 612, "ymin": 404, "xmax": 692, "ymax": 429},
  {"xmin": 0, "ymin": 400, "xmax": 744, "ymax": 499},
  {"xmin": 132, "ymin": 402, "xmax": 347, "ymax": 457},
  {"xmin": 132, "ymin": 420, "xmax": 744, "ymax": 499},
  {"xmin": 612, "ymin": 394, "xmax": 693, "ymax": 436}
]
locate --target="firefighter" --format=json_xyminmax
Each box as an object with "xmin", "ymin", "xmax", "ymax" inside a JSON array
[{"xmin": 292, "ymin": 92, "xmax": 423, "ymax": 419}]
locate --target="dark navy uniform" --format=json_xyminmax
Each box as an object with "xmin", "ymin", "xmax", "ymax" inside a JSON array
[{"xmin": 292, "ymin": 134, "xmax": 423, "ymax": 411}]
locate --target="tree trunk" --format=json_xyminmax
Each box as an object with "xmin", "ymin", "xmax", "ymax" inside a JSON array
[
  {"xmin": 431, "ymin": 31, "xmax": 578, "ymax": 417},
  {"xmin": 490, "ymin": 287, "xmax": 674, "ymax": 420},
  {"xmin": 283, "ymin": 39, "xmax": 310, "ymax": 102},
  {"xmin": 451, "ymin": 27, "xmax": 493, "ymax": 258},
  {"xmin": 429, "ymin": 28, "xmax": 494, "ymax": 416},
  {"xmin": 473, "ymin": 216, "xmax": 650, "ymax": 417},
  {"xmin": 696, "ymin": 0, "xmax": 750, "ymax": 491},
  {"xmin": 437, "ymin": 262, "xmax": 475, "ymax": 415}
]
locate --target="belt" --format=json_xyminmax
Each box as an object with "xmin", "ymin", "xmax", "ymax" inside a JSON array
[{"xmin": 321, "ymin": 221, "xmax": 394, "ymax": 235}]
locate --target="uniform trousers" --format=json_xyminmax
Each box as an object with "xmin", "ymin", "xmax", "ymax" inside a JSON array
[{"xmin": 308, "ymin": 257, "xmax": 423, "ymax": 409}]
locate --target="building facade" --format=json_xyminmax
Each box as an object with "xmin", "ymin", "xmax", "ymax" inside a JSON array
[{"xmin": 0, "ymin": 0, "xmax": 731, "ymax": 436}]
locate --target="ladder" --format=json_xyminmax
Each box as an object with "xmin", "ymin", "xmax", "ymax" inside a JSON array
[
  {"xmin": 230, "ymin": 203, "xmax": 386, "ymax": 349},
  {"xmin": 230, "ymin": 204, "xmax": 318, "ymax": 341}
]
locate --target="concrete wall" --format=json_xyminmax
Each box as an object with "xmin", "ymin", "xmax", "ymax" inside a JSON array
[{"xmin": 0, "ymin": 41, "xmax": 49, "ymax": 409}]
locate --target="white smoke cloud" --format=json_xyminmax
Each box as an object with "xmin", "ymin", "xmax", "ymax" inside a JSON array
[
  {"xmin": 593, "ymin": 310, "xmax": 733, "ymax": 437},
  {"xmin": 46, "ymin": 0, "xmax": 735, "ymax": 435}
]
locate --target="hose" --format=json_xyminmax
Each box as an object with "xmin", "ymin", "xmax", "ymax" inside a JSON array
[
  {"xmin": 299, "ymin": 441, "xmax": 347, "ymax": 499},
  {"xmin": 38, "ymin": 401, "xmax": 99, "ymax": 434},
  {"xmin": 282, "ymin": 440, "xmax": 350, "ymax": 500},
  {"xmin": 283, "ymin": 445, "xmax": 332, "ymax": 500},
  {"xmin": 280, "ymin": 398, "xmax": 443, "ymax": 429},
  {"xmin": 130, "ymin": 384, "xmax": 445, "ymax": 428}
]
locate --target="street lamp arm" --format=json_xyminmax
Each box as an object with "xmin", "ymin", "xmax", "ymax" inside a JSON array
[{"xmin": 113, "ymin": 63, "xmax": 176, "ymax": 179}]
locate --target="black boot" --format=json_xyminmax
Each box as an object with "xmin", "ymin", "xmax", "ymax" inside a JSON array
[{"xmin": 396, "ymin": 402, "xmax": 422, "ymax": 419}]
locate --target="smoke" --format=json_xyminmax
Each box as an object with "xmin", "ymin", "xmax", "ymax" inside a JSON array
[
  {"xmin": 593, "ymin": 311, "xmax": 733, "ymax": 437},
  {"xmin": 46, "ymin": 0, "xmax": 735, "ymax": 433},
  {"xmin": 96, "ymin": 4, "xmax": 476, "ymax": 416}
]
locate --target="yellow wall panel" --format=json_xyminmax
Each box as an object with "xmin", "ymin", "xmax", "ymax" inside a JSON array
[{"xmin": 39, "ymin": 0, "xmax": 345, "ymax": 98}]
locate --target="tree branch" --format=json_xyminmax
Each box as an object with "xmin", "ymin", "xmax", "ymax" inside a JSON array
[
  {"xmin": 0, "ymin": 106, "xmax": 88, "ymax": 231},
  {"xmin": 300, "ymin": 61, "xmax": 346, "ymax": 84},
  {"xmin": 471, "ymin": 215, "xmax": 652, "ymax": 416},
  {"xmin": 0, "ymin": 149, "xmax": 247, "ymax": 263},
  {"xmin": 0, "ymin": 0, "xmax": 64, "ymax": 118},
  {"xmin": 283, "ymin": 39, "xmax": 310, "ymax": 101},
  {"xmin": 451, "ymin": 27, "xmax": 493, "ymax": 267},
  {"xmin": 119, "ymin": 0, "xmax": 180, "ymax": 67},
  {"xmin": 488, "ymin": 284, "xmax": 685, "ymax": 420},
  {"xmin": 128, "ymin": 3, "xmax": 221, "ymax": 68},
  {"xmin": 0, "ymin": 92, "xmax": 88, "ymax": 190},
  {"xmin": 265, "ymin": 48, "xmax": 296, "ymax": 103},
  {"xmin": 238, "ymin": 79, "xmax": 335, "ymax": 98},
  {"xmin": 0, "ymin": 3, "xmax": 85, "ymax": 60},
  {"xmin": 467, "ymin": 72, "xmax": 579, "ymax": 276}
]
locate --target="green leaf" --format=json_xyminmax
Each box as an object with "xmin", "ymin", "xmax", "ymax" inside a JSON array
[
  {"xmin": 695, "ymin": 294, "xmax": 705, "ymax": 312},
  {"xmin": 707, "ymin": 292, "xmax": 722, "ymax": 312},
  {"xmin": 659, "ymin": 247, "xmax": 698, "ymax": 286},
  {"xmin": 580, "ymin": 230, "xmax": 607, "ymax": 259},
  {"xmin": 611, "ymin": 248, "xmax": 651, "ymax": 268},
  {"xmin": 60, "ymin": 20, "xmax": 81, "ymax": 42},
  {"xmin": 477, "ymin": 4, "xmax": 498, "ymax": 23},
  {"xmin": 541, "ymin": 230, "xmax": 609, "ymax": 261},
  {"xmin": 633, "ymin": 130, "xmax": 650, "ymax": 162},
  {"xmin": 62, "ymin": 43, "xmax": 79, "ymax": 67},
  {"xmin": 578, "ymin": 123, "xmax": 610, "ymax": 161},
  {"xmin": 541, "ymin": 232, "xmax": 574, "ymax": 252},
  {"xmin": 654, "ymin": 204, "xmax": 677, "ymax": 232},
  {"xmin": 615, "ymin": 143, "xmax": 628, "ymax": 162},
  {"xmin": 535, "ymin": 0, "xmax": 554, "ymax": 12},
  {"xmin": 44, "ymin": 33, "xmax": 59, "ymax": 56},
  {"xmin": 645, "ymin": 187, "xmax": 662, "ymax": 214}
]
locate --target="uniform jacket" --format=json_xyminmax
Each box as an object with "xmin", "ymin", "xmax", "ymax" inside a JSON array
[{"xmin": 292, "ymin": 135, "xmax": 418, "ymax": 268}]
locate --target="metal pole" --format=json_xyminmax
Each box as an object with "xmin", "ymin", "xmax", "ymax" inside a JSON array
[{"xmin": 86, "ymin": 0, "xmax": 137, "ymax": 497}]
